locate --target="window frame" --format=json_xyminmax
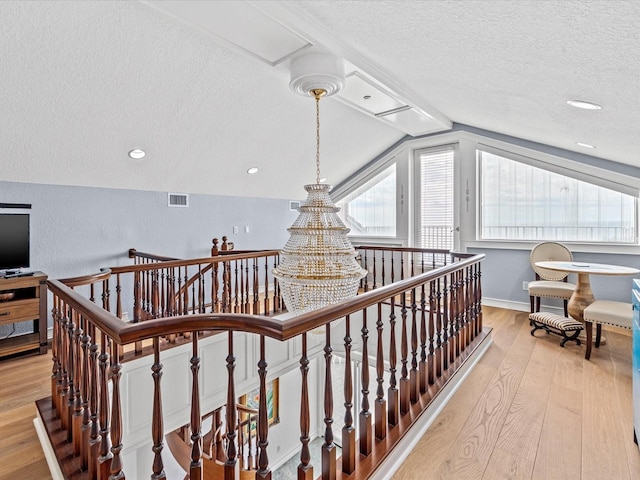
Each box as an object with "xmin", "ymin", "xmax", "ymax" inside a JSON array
[
  {"xmin": 333, "ymin": 149, "xmax": 410, "ymax": 246},
  {"xmin": 477, "ymin": 146, "xmax": 639, "ymax": 245},
  {"xmin": 331, "ymin": 128, "xmax": 640, "ymax": 255},
  {"xmin": 413, "ymin": 144, "xmax": 459, "ymax": 251}
]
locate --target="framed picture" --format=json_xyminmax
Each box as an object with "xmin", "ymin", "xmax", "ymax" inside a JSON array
[{"xmin": 239, "ymin": 378, "xmax": 280, "ymax": 431}]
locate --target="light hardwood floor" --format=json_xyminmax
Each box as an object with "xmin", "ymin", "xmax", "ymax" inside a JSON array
[
  {"xmin": 394, "ymin": 307, "xmax": 640, "ymax": 480},
  {"xmin": 1, "ymin": 307, "xmax": 638, "ymax": 480}
]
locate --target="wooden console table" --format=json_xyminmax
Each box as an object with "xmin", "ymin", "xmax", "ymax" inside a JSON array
[{"xmin": 0, "ymin": 271, "xmax": 48, "ymax": 358}]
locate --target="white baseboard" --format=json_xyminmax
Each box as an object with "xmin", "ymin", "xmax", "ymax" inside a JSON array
[
  {"xmin": 370, "ymin": 331, "xmax": 494, "ymax": 480},
  {"xmin": 34, "ymin": 413, "xmax": 64, "ymax": 480},
  {"xmin": 482, "ymin": 297, "xmax": 564, "ymax": 315}
]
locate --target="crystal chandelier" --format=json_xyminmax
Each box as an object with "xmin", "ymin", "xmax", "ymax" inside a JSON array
[{"xmin": 273, "ymin": 55, "xmax": 366, "ymax": 315}]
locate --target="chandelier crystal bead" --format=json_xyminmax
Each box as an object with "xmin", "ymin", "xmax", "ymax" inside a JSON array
[{"xmin": 273, "ymin": 79, "xmax": 366, "ymax": 315}]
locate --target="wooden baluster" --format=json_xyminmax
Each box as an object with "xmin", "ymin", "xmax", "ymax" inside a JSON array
[
  {"xmin": 447, "ymin": 274, "xmax": 455, "ymax": 366},
  {"xmin": 252, "ymin": 261, "xmax": 259, "ymax": 315},
  {"xmin": 419, "ymin": 283, "xmax": 428, "ymax": 393},
  {"xmin": 222, "ymin": 262, "xmax": 230, "ymax": 313},
  {"xmin": 68, "ymin": 309, "xmax": 78, "ymax": 444},
  {"xmin": 189, "ymin": 332, "xmax": 203, "ymax": 479},
  {"xmin": 381, "ymin": 251, "xmax": 386, "ymax": 286},
  {"xmin": 225, "ymin": 332, "xmax": 238, "ymax": 479},
  {"xmin": 298, "ymin": 333, "xmax": 313, "ymax": 480},
  {"xmin": 275, "ymin": 255, "xmax": 283, "ymax": 312},
  {"xmin": 233, "ymin": 260, "xmax": 239, "ymax": 313},
  {"xmin": 207, "ymin": 263, "xmax": 214, "ymax": 314},
  {"xmin": 441, "ymin": 275, "xmax": 449, "ymax": 371},
  {"xmin": 198, "ymin": 265, "xmax": 206, "ymax": 314},
  {"xmin": 59, "ymin": 304, "xmax": 70, "ymax": 431},
  {"xmin": 372, "ymin": 251, "xmax": 377, "ymax": 290},
  {"xmin": 435, "ymin": 279, "xmax": 443, "ymax": 378},
  {"xmin": 214, "ymin": 408, "xmax": 225, "ymax": 462},
  {"xmin": 390, "ymin": 252, "xmax": 395, "ymax": 285},
  {"xmin": 133, "ymin": 271, "xmax": 143, "ymax": 355},
  {"xmin": 98, "ymin": 333, "xmax": 112, "ymax": 478},
  {"xmin": 213, "ymin": 261, "xmax": 220, "ymax": 313},
  {"xmin": 159, "ymin": 269, "xmax": 165, "ymax": 317},
  {"xmin": 256, "ymin": 336, "xmax": 271, "ymax": 479},
  {"xmin": 342, "ymin": 316, "xmax": 356, "ymax": 474},
  {"xmin": 88, "ymin": 324, "xmax": 100, "ymax": 480},
  {"xmin": 80, "ymin": 315, "xmax": 91, "ymax": 469},
  {"xmin": 152, "ymin": 269, "xmax": 159, "ymax": 318},
  {"xmin": 322, "ymin": 325, "xmax": 336, "ymax": 480},
  {"xmin": 476, "ymin": 264, "xmax": 483, "ymax": 335},
  {"xmin": 151, "ymin": 337, "xmax": 166, "ymax": 479},
  {"xmin": 239, "ymin": 260, "xmax": 245, "ymax": 313},
  {"xmin": 191, "ymin": 270, "xmax": 197, "ymax": 315},
  {"xmin": 110, "ymin": 342, "xmax": 124, "ymax": 480},
  {"xmin": 399, "ymin": 292, "xmax": 410, "ymax": 414},
  {"xmin": 167, "ymin": 268, "xmax": 176, "ymax": 317},
  {"xmin": 363, "ymin": 250, "xmax": 369, "ymax": 292},
  {"xmin": 177, "ymin": 267, "xmax": 183, "ymax": 315},
  {"xmin": 51, "ymin": 298, "xmax": 60, "ymax": 411},
  {"xmin": 388, "ymin": 297, "xmax": 399, "ymax": 426},
  {"xmin": 375, "ymin": 302, "xmax": 387, "ymax": 440},
  {"xmin": 453, "ymin": 271, "xmax": 461, "ymax": 360},
  {"xmin": 263, "ymin": 257, "xmax": 270, "ymax": 315},
  {"xmin": 410, "ymin": 253, "xmax": 415, "ymax": 278},
  {"xmin": 244, "ymin": 260, "xmax": 250, "ymax": 314},
  {"xmin": 410, "ymin": 287, "xmax": 419, "ymax": 403},
  {"xmin": 359, "ymin": 307, "xmax": 372, "ymax": 456},
  {"xmin": 180, "ymin": 269, "xmax": 187, "ymax": 315},
  {"xmin": 144, "ymin": 262, "xmax": 150, "ymax": 314},
  {"xmin": 237, "ymin": 414, "xmax": 245, "ymax": 470},
  {"xmin": 428, "ymin": 282, "xmax": 436, "ymax": 385},
  {"xmin": 103, "ymin": 278, "xmax": 111, "ymax": 313}
]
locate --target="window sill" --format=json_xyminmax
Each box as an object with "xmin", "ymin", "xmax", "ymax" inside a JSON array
[{"xmin": 463, "ymin": 239, "xmax": 640, "ymax": 256}]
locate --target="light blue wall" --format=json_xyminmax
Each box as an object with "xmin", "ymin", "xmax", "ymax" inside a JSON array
[
  {"xmin": 1, "ymin": 180, "xmax": 296, "ymax": 336},
  {"xmin": 471, "ymin": 247, "xmax": 640, "ymax": 309},
  {"xmin": 1, "ymin": 180, "xmax": 295, "ymax": 278}
]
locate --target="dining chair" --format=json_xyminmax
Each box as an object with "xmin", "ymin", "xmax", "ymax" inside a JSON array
[
  {"xmin": 583, "ymin": 300, "xmax": 633, "ymax": 360},
  {"xmin": 528, "ymin": 241, "xmax": 575, "ymax": 317}
]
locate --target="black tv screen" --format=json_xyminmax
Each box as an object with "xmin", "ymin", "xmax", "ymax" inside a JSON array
[{"xmin": 0, "ymin": 214, "xmax": 30, "ymax": 270}]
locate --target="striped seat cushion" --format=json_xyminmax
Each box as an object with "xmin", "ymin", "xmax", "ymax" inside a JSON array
[{"xmin": 529, "ymin": 312, "xmax": 583, "ymax": 331}]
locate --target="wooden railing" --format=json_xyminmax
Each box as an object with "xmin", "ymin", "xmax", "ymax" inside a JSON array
[{"xmin": 42, "ymin": 248, "xmax": 487, "ymax": 479}]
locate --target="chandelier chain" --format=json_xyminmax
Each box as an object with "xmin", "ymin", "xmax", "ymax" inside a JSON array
[
  {"xmin": 315, "ymin": 92, "xmax": 321, "ymax": 184},
  {"xmin": 312, "ymin": 89, "xmax": 326, "ymax": 185}
]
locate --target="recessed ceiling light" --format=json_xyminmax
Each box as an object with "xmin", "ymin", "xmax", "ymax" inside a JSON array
[
  {"xmin": 247, "ymin": 167, "xmax": 259, "ymax": 174},
  {"xmin": 576, "ymin": 142, "xmax": 596, "ymax": 149},
  {"xmin": 567, "ymin": 100, "xmax": 602, "ymax": 110},
  {"xmin": 128, "ymin": 149, "xmax": 146, "ymax": 159}
]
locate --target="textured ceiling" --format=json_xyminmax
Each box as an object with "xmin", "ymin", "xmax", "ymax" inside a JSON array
[{"xmin": 1, "ymin": 0, "xmax": 638, "ymax": 200}]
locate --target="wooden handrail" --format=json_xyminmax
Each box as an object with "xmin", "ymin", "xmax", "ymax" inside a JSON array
[
  {"xmin": 48, "ymin": 253, "xmax": 484, "ymax": 346},
  {"xmin": 111, "ymin": 250, "xmax": 281, "ymax": 275},
  {"xmin": 128, "ymin": 248, "xmax": 179, "ymax": 262},
  {"xmin": 45, "ymin": 247, "xmax": 486, "ymax": 480},
  {"xmin": 57, "ymin": 268, "xmax": 112, "ymax": 288}
]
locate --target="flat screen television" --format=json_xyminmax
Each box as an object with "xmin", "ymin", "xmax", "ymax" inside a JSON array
[{"xmin": 0, "ymin": 214, "xmax": 30, "ymax": 271}]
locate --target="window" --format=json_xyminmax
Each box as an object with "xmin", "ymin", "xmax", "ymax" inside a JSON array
[
  {"xmin": 337, "ymin": 164, "xmax": 396, "ymax": 236},
  {"xmin": 479, "ymin": 150, "xmax": 637, "ymax": 243},
  {"xmin": 416, "ymin": 146, "xmax": 455, "ymax": 249}
]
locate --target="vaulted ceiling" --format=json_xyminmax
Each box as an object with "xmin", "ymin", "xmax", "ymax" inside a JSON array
[{"xmin": 2, "ymin": 1, "xmax": 638, "ymax": 200}]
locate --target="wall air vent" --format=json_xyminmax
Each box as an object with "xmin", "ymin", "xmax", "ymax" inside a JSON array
[
  {"xmin": 289, "ymin": 200, "xmax": 301, "ymax": 211},
  {"xmin": 168, "ymin": 193, "xmax": 189, "ymax": 207}
]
